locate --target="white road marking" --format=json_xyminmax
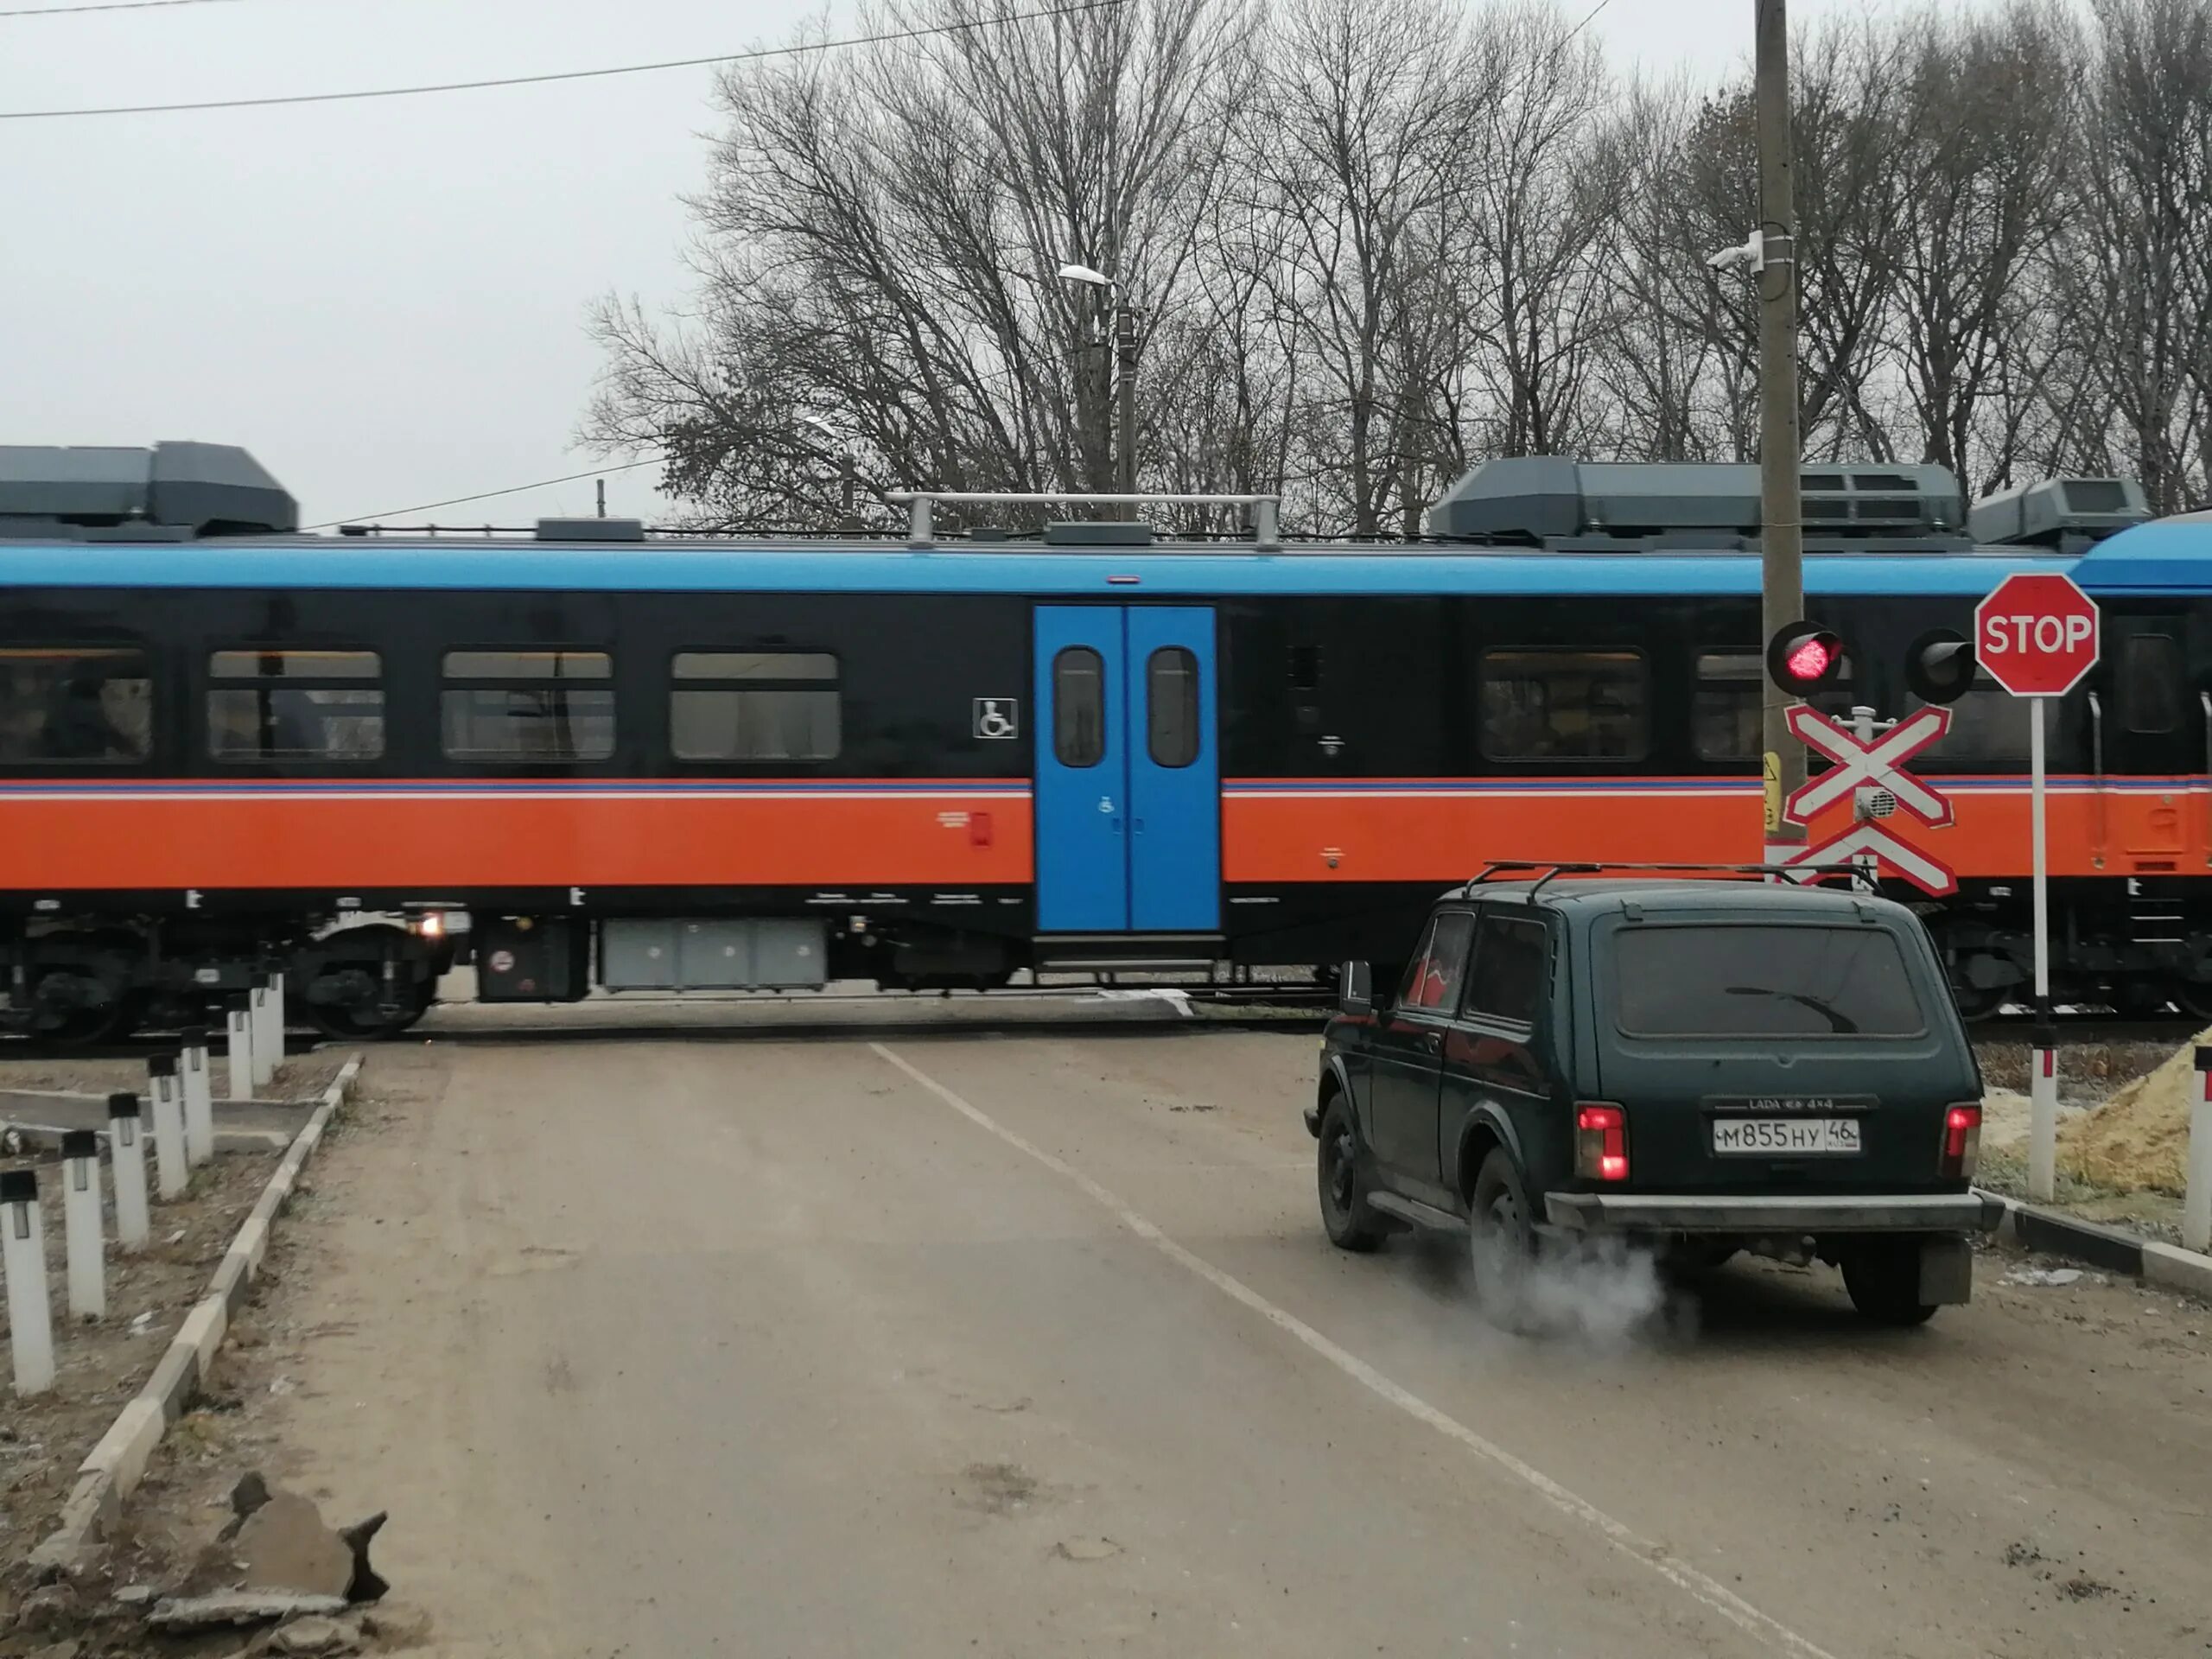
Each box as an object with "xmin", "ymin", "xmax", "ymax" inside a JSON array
[{"xmin": 872, "ymin": 1041, "xmax": 1837, "ymax": 1659}]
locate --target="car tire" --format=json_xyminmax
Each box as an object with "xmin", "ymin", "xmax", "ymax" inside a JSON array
[
  {"xmin": 1468, "ymin": 1147, "xmax": 1536, "ymax": 1329},
  {"xmin": 1316, "ymin": 1095, "xmax": 1385, "ymax": 1253},
  {"xmin": 1841, "ymin": 1239, "xmax": 1941, "ymax": 1326}
]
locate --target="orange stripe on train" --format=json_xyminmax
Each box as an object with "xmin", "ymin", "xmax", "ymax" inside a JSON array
[
  {"xmin": 1221, "ymin": 785, "xmax": 2209, "ymax": 882},
  {"xmin": 0, "ymin": 792, "xmax": 1033, "ymax": 890}
]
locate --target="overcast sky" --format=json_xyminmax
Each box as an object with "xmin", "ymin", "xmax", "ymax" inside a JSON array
[{"xmin": 3, "ymin": 0, "xmax": 1958, "ymax": 530}]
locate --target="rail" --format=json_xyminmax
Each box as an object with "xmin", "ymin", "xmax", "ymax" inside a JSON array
[{"xmin": 882, "ymin": 490, "xmax": 1282, "ymax": 550}]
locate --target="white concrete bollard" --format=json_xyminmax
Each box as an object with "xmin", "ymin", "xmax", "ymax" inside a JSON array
[
  {"xmin": 2, "ymin": 1170, "xmax": 55, "ymax": 1395},
  {"xmin": 149, "ymin": 1053, "xmax": 188, "ymax": 1198},
  {"xmin": 107, "ymin": 1091, "xmax": 150, "ymax": 1250},
  {"xmin": 60, "ymin": 1128, "xmax": 105, "ymax": 1322},
  {"xmin": 2187, "ymin": 1046, "xmax": 2212, "ymax": 1256},
  {"xmin": 2028, "ymin": 1023, "xmax": 2059, "ymax": 1203},
  {"xmin": 226, "ymin": 997, "xmax": 257, "ymax": 1105},
  {"xmin": 251, "ymin": 976, "xmax": 278, "ymax": 1086},
  {"xmin": 264, "ymin": 969, "xmax": 286, "ymax": 1080},
  {"xmin": 181, "ymin": 1029, "xmax": 214, "ymax": 1167}
]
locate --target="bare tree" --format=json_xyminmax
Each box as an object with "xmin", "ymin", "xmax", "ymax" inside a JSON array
[
  {"xmin": 1240, "ymin": 0, "xmax": 1486, "ymax": 535},
  {"xmin": 583, "ymin": 0, "xmax": 1254, "ymax": 528},
  {"xmin": 1456, "ymin": 3, "xmax": 1623, "ymax": 462},
  {"xmin": 2066, "ymin": 0, "xmax": 2212, "ymax": 512},
  {"xmin": 586, "ymin": 0, "xmax": 2212, "ymax": 532},
  {"xmin": 1880, "ymin": 3, "xmax": 2081, "ymax": 494}
]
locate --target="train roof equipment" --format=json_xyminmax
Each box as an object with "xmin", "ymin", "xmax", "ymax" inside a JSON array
[
  {"xmin": 0, "ymin": 442, "xmax": 296, "ymax": 541},
  {"xmin": 1967, "ymin": 476, "xmax": 2149, "ymax": 552},
  {"xmin": 1422, "ymin": 455, "xmax": 1968, "ymax": 550}
]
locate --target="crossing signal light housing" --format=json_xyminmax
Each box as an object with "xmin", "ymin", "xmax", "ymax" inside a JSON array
[
  {"xmin": 1766, "ymin": 622, "xmax": 1846, "ymax": 694},
  {"xmin": 1906, "ymin": 628, "xmax": 1977, "ymax": 706}
]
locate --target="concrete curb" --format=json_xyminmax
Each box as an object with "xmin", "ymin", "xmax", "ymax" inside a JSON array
[
  {"xmin": 1980, "ymin": 1186, "xmax": 2212, "ymax": 1298},
  {"xmin": 27, "ymin": 1055, "xmax": 364, "ymax": 1579}
]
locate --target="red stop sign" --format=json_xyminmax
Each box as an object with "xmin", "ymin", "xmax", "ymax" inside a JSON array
[{"xmin": 1974, "ymin": 572, "xmax": 2101, "ymax": 697}]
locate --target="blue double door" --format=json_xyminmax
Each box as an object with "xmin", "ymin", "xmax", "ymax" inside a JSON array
[{"xmin": 1033, "ymin": 606, "xmax": 1221, "ymax": 932}]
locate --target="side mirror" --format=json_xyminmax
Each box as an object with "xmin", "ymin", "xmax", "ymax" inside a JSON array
[{"xmin": 1338, "ymin": 960, "xmax": 1373, "ymax": 1016}]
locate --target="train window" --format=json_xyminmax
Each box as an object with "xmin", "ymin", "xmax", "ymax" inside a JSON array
[
  {"xmin": 1288, "ymin": 644, "xmax": 1322, "ymax": 692},
  {"xmin": 1933, "ymin": 671, "xmax": 2031, "ymax": 768},
  {"xmin": 670, "ymin": 652, "xmax": 840, "ymax": 761},
  {"xmin": 1053, "ymin": 646, "xmax": 1106, "ymax": 767},
  {"xmin": 1693, "ymin": 648, "xmax": 1857, "ymax": 760},
  {"xmin": 1478, "ymin": 649, "xmax": 1648, "ymax": 761},
  {"xmin": 440, "ymin": 649, "xmax": 614, "ymax": 762},
  {"xmin": 1693, "ymin": 652, "xmax": 1763, "ymax": 761},
  {"xmin": 207, "ymin": 649, "xmax": 384, "ymax": 761},
  {"xmin": 442, "ymin": 650, "xmax": 611, "ymax": 680},
  {"xmin": 0, "ymin": 647, "xmax": 151, "ymax": 764},
  {"xmin": 1147, "ymin": 647, "xmax": 1200, "ymax": 767},
  {"xmin": 2120, "ymin": 633, "xmax": 2183, "ymax": 734}
]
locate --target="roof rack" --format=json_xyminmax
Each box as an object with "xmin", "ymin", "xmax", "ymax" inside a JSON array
[{"xmin": 1468, "ymin": 859, "xmax": 1871, "ymax": 897}]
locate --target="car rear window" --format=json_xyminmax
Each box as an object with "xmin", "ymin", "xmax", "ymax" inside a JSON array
[{"xmin": 1613, "ymin": 925, "xmax": 1928, "ymax": 1037}]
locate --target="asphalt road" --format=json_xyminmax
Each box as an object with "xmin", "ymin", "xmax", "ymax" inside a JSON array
[{"xmin": 244, "ymin": 1001, "xmax": 2212, "ymax": 1658}]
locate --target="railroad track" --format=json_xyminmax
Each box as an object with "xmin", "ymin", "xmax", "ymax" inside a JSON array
[{"xmin": 1969, "ymin": 1009, "xmax": 2201, "ymax": 1046}]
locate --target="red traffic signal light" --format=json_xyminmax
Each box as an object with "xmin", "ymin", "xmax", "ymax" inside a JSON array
[
  {"xmin": 1906, "ymin": 628, "xmax": 1977, "ymax": 706},
  {"xmin": 1765, "ymin": 622, "xmax": 1846, "ymax": 694}
]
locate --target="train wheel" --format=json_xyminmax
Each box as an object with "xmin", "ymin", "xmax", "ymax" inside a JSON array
[
  {"xmin": 300, "ymin": 982, "xmax": 430, "ymax": 1042},
  {"xmin": 1949, "ymin": 982, "xmax": 2006, "ymax": 1024},
  {"xmin": 28, "ymin": 969, "xmax": 138, "ymax": 1048},
  {"xmin": 30, "ymin": 1000, "xmax": 137, "ymax": 1048}
]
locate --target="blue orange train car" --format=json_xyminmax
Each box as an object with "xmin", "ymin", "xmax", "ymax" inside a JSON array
[{"xmin": 0, "ymin": 442, "xmax": 2202, "ymax": 1039}]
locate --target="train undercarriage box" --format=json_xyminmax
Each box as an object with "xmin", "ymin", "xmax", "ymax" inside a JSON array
[
  {"xmin": 599, "ymin": 918, "xmax": 827, "ymax": 992},
  {"xmin": 474, "ymin": 917, "xmax": 590, "ymax": 1002}
]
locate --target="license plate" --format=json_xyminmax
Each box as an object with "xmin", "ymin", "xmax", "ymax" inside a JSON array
[{"xmin": 1712, "ymin": 1117, "xmax": 1861, "ymax": 1155}]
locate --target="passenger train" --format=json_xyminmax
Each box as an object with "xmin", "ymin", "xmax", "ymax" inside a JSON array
[{"xmin": 3, "ymin": 441, "xmax": 2209, "ymax": 1041}]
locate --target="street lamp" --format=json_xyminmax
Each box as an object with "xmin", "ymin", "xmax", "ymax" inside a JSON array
[
  {"xmin": 799, "ymin": 413, "xmax": 856, "ymax": 530},
  {"xmin": 1057, "ymin": 261, "xmax": 1139, "ymax": 514}
]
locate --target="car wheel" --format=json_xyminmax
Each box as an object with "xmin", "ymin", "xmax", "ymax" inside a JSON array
[
  {"xmin": 1841, "ymin": 1239, "xmax": 1940, "ymax": 1326},
  {"xmin": 1468, "ymin": 1147, "xmax": 1536, "ymax": 1329},
  {"xmin": 1316, "ymin": 1095, "xmax": 1385, "ymax": 1253}
]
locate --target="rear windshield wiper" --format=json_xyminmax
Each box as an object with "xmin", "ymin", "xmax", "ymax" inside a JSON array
[{"xmin": 1723, "ymin": 985, "xmax": 1859, "ymax": 1034}]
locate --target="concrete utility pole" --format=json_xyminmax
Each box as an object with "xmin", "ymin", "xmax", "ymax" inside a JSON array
[{"xmin": 1756, "ymin": 0, "xmax": 1807, "ymax": 857}]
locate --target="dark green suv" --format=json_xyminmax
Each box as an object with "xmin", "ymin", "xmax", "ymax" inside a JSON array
[{"xmin": 1306, "ymin": 869, "xmax": 2003, "ymax": 1325}]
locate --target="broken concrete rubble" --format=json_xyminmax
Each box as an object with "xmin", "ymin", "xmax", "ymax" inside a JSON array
[
  {"xmin": 179, "ymin": 1473, "xmax": 388, "ymax": 1609},
  {"xmin": 270, "ymin": 1613, "xmax": 361, "ymax": 1655},
  {"xmin": 147, "ymin": 1592, "xmax": 350, "ymax": 1630},
  {"xmin": 9, "ymin": 1582, "xmax": 80, "ymax": 1637},
  {"xmin": 357, "ymin": 1601, "xmax": 431, "ymax": 1647},
  {"xmin": 233, "ymin": 1492, "xmax": 355, "ymax": 1599}
]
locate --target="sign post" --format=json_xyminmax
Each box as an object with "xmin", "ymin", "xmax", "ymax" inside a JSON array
[{"xmin": 1975, "ymin": 572, "xmax": 2101, "ymax": 1200}]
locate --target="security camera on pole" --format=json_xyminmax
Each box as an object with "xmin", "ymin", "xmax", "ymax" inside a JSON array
[{"xmin": 1975, "ymin": 572, "xmax": 2101, "ymax": 1201}]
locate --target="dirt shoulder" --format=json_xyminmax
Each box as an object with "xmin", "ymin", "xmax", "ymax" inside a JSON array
[{"xmin": 0, "ymin": 1045, "xmax": 362, "ymax": 1656}]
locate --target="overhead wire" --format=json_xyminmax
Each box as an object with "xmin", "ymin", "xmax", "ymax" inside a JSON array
[
  {"xmin": 0, "ymin": 0, "xmax": 1124, "ymax": 118},
  {"xmin": 308, "ymin": 454, "xmax": 664, "ymax": 530},
  {"xmin": 0, "ymin": 0, "xmax": 242, "ymax": 16}
]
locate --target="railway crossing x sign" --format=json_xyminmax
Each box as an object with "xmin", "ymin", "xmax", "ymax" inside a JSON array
[
  {"xmin": 1779, "ymin": 704, "xmax": 1958, "ymax": 897},
  {"xmin": 1782, "ymin": 705, "xmax": 1955, "ymax": 828},
  {"xmin": 1777, "ymin": 823, "xmax": 1958, "ymax": 897}
]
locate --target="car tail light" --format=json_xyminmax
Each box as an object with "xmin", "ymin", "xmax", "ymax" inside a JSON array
[
  {"xmin": 1942, "ymin": 1103, "xmax": 1981, "ymax": 1181},
  {"xmin": 1576, "ymin": 1103, "xmax": 1629, "ymax": 1182}
]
